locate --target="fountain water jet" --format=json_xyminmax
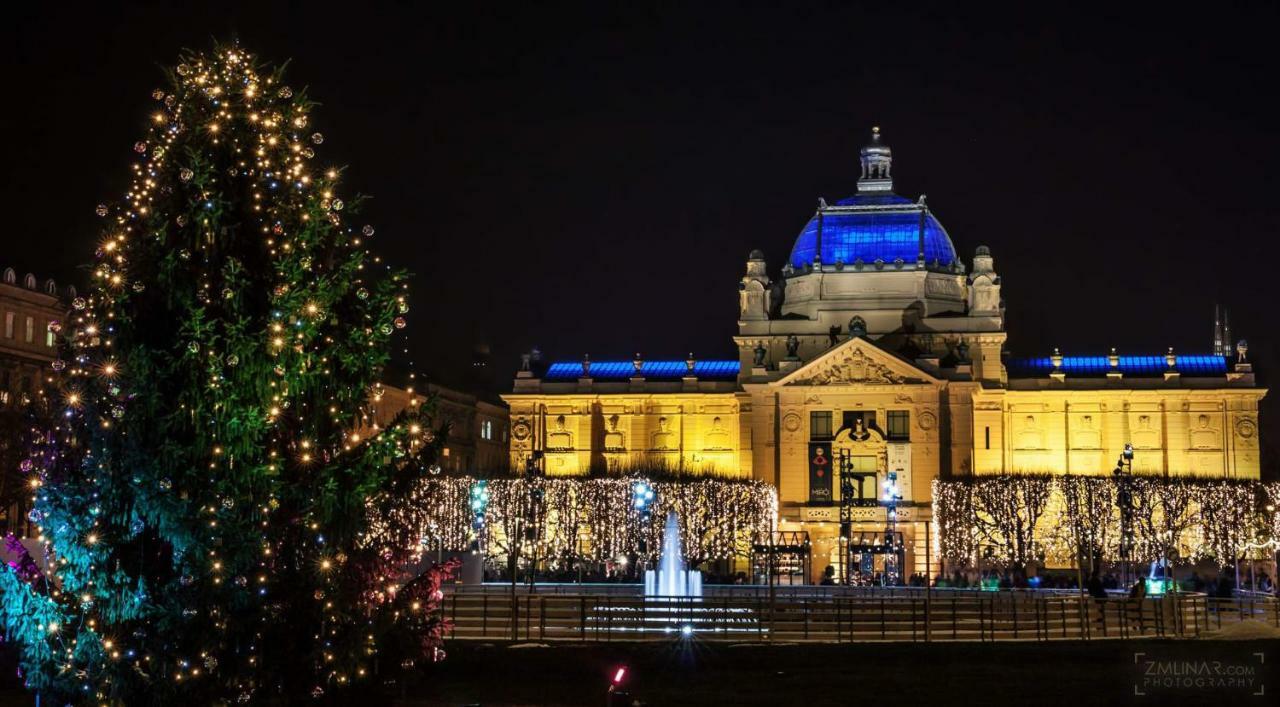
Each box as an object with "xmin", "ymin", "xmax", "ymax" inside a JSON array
[{"xmin": 644, "ymin": 511, "xmax": 702, "ymax": 599}]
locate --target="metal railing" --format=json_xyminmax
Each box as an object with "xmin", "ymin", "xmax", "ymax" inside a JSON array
[{"xmin": 443, "ymin": 588, "xmax": 1279, "ymax": 643}]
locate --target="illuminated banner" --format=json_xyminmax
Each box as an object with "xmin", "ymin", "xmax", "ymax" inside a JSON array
[
  {"xmin": 887, "ymin": 442, "xmax": 911, "ymax": 500},
  {"xmin": 808, "ymin": 442, "xmax": 833, "ymax": 503}
]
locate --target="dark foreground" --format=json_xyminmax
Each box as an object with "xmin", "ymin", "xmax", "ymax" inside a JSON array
[
  {"xmin": 1, "ymin": 639, "xmax": 1276, "ymax": 705},
  {"xmin": 397, "ymin": 638, "xmax": 1279, "ymax": 706}
]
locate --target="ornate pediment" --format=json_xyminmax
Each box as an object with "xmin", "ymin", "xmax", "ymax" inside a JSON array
[
  {"xmin": 775, "ymin": 337, "xmax": 936, "ymax": 387},
  {"xmin": 798, "ymin": 348, "xmax": 904, "ymax": 385}
]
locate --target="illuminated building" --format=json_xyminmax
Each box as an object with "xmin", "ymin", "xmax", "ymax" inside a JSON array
[
  {"xmin": 502, "ymin": 128, "xmax": 1264, "ymax": 581},
  {"xmin": 365, "ymin": 381, "xmax": 509, "ymax": 473},
  {"xmin": 0, "ymin": 267, "xmax": 72, "ymax": 535},
  {"xmin": 0, "ymin": 268, "xmax": 71, "ymax": 407}
]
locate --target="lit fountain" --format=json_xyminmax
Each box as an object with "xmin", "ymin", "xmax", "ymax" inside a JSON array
[
  {"xmin": 644, "ymin": 511, "xmax": 702, "ymax": 600},
  {"xmin": 590, "ymin": 510, "xmax": 754, "ymax": 635}
]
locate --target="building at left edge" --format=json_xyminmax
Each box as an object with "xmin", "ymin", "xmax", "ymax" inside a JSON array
[
  {"xmin": 365, "ymin": 381, "xmax": 510, "ymax": 474},
  {"xmin": 501, "ymin": 128, "xmax": 1265, "ymax": 584},
  {"xmin": 0, "ymin": 268, "xmax": 73, "ymax": 535}
]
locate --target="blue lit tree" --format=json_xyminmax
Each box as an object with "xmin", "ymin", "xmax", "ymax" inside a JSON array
[{"xmin": 0, "ymin": 43, "xmax": 456, "ymax": 703}]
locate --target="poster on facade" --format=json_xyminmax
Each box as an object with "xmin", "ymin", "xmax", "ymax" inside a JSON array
[
  {"xmin": 808, "ymin": 442, "xmax": 832, "ymax": 502},
  {"xmin": 887, "ymin": 442, "xmax": 911, "ymax": 500}
]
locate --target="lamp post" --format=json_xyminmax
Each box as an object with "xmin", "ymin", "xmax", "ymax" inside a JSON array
[
  {"xmin": 1269, "ymin": 504, "xmax": 1278, "ymax": 594},
  {"xmin": 1114, "ymin": 443, "xmax": 1135, "ymax": 587},
  {"xmin": 506, "ymin": 452, "xmax": 543, "ymax": 640},
  {"xmin": 524, "ymin": 451, "xmax": 545, "ymax": 594},
  {"xmin": 882, "ymin": 471, "xmax": 903, "ymax": 586},
  {"xmin": 632, "ymin": 480, "xmax": 655, "ymax": 582}
]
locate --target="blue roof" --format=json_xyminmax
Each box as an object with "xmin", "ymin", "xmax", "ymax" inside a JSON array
[
  {"xmin": 789, "ymin": 194, "xmax": 958, "ymax": 269},
  {"xmin": 1006, "ymin": 354, "xmax": 1228, "ymax": 378},
  {"xmin": 543, "ymin": 360, "xmax": 740, "ymax": 382}
]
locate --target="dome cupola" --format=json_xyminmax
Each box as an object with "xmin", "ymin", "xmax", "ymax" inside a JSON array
[{"xmin": 788, "ymin": 128, "xmax": 958, "ymax": 271}]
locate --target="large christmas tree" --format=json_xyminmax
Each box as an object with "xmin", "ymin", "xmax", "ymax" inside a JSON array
[{"xmin": 0, "ymin": 43, "xmax": 454, "ymax": 703}]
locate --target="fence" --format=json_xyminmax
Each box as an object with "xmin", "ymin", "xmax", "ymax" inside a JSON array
[{"xmin": 444, "ymin": 586, "xmax": 1280, "ymax": 643}]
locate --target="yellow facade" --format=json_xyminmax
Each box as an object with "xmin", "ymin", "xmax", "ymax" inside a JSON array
[
  {"xmin": 504, "ymin": 339, "xmax": 1264, "ymax": 582},
  {"xmin": 971, "ymin": 387, "xmax": 1263, "ymax": 478},
  {"xmin": 505, "ymin": 392, "xmax": 750, "ymax": 477}
]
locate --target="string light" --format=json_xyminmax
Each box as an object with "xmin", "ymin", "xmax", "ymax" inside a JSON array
[
  {"xmin": 935, "ymin": 477, "xmax": 1280, "ymax": 568},
  {"xmin": 370, "ymin": 476, "xmax": 777, "ymax": 566},
  {"xmin": 0, "ymin": 41, "xmax": 449, "ymax": 704}
]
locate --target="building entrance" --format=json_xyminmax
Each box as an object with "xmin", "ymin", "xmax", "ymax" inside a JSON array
[{"xmin": 844, "ymin": 529, "xmax": 906, "ymax": 586}]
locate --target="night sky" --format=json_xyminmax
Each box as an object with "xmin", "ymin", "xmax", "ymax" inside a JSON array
[{"xmin": 5, "ymin": 3, "xmax": 1280, "ymax": 469}]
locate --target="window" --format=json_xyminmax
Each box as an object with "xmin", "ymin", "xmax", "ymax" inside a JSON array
[
  {"xmin": 842, "ymin": 410, "xmax": 877, "ymax": 434},
  {"xmin": 480, "ymin": 419, "xmax": 493, "ymax": 440},
  {"xmin": 886, "ymin": 410, "xmax": 910, "ymax": 440},
  {"xmin": 4, "ymin": 312, "xmax": 12, "ymax": 338},
  {"xmin": 25, "ymin": 316, "xmax": 33, "ymax": 343},
  {"xmin": 809, "ymin": 411, "xmax": 833, "ymax": 440},
  {"xmin": 984, "ymin": 426, "xmax": 991, "ymax": 450},
  {"xmin": 46, "ymin": 327, "xmax": 55, "ymax": 347}
]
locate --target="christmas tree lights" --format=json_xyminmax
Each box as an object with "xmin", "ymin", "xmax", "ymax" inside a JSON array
[{"xmin": 0, "ymin": 43, "xmax": 454, "ymax": 703}]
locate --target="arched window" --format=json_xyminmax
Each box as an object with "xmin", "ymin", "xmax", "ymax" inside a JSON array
[
  {"xmin": 2, "ymin": 268, "xmax": 14, "ymax": 284},
  {"xmin": 45, "ymin": 279, "xmax": 57, "ymax": 295},
  {"xmin": 23, "ymin": 273, "xmax": 36, "ymax": 289}
]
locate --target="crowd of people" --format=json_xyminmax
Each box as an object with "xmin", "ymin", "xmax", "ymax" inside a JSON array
[
  {"xmin": 810, "ymin": 565, "xmax": 1279, "ymax": 595},
  {"xmin": 477, "ymin": 558, "xmax": 1275, "ymax": 596}
]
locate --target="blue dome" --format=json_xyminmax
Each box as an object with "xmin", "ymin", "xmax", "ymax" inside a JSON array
[{"xmin": 788, "ymin": 193, "xmax": 958, "ymax": 269}]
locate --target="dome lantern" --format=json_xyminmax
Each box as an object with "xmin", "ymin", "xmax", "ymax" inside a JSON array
[{"xmin": 858, "ymin": 126, "xmax": 893, "ymax": 194}]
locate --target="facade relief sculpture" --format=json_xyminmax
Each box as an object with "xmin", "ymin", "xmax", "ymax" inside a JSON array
[
  {"xmin": 1016, "ymin": 415, "xmax": 1044, "ymax": 450},
  {"xmin": 652, "ymin": 416, "xmax": 677, "ymax": 450},
  {"xmin": 1073, "ymin": 414, "xmax": 1101, "ymax": 449},
  {"xmin": 1190, "ymin": 414, "xmax": 1220, "ymax": 450},
  {"xmin": 1132, "ymin": 414, "xmax": 1160, "ymax": 449},
  {"xmin": 705, "ymin": 416, "xmax": 731, "ymax": 449},
  {"xmin": 546, "ymin": 414, "xmax": 574, "ymax": 450},
  {"xmin": 604, "ymin": 414, "xmax": 626, "ymax": 451},
  {"xmin": 793, "ymin": 347, "xmax": 907, "ymax": 386},
  {"xmin": 782, "ymin": 410, "xmax": 802, "ymax": 437}
]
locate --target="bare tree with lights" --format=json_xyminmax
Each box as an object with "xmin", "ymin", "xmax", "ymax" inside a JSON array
[
  {"xmin": 969, "ymin": 476, "xmax": 1052, "ymax": 568},
  {"xmin": 1057, "ymin": 476, "xmax": 1119, "ymax": 575},
  {"xmin": 0, "ymin": 43, "xmax": 457, "ymax": 704}
]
